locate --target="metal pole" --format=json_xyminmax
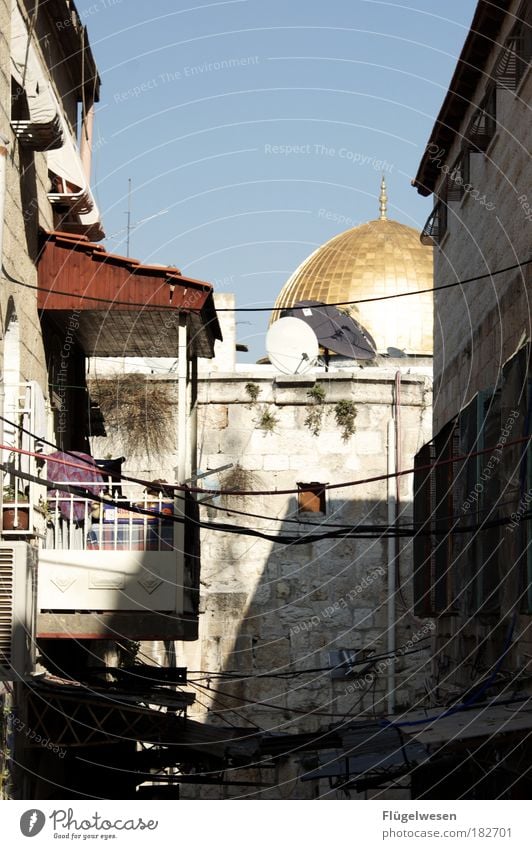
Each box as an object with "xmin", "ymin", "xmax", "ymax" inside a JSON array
[
  {"xmin": 387, "ymin": 417, "xmax": 396, "ymax": 715},
  {"xmin": 175, "ymin": 313, "xmax": 188, "ymax": 616},
  {"xmin": 126, "ymin": 177, "xmax": 132, "ymax": 257},
  {"xmin": 0, "ymin": 135, "xmax": 9, "ymax": 520}
]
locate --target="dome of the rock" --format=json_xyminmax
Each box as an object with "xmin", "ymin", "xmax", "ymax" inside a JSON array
[{"xmin": 272, "ymin": 179, "xmax": 433, "ymax": 356}]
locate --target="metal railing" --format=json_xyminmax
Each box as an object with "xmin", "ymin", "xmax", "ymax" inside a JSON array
[
  {"xmin": 1, "ymin": 382, "xmax": 44, "ymax": 536},
  {"xmin": 44, "ymin": 485, "xmax": 176, "ymax": 552},
  {"xmin": 1, "ymin": 383, "xmax": 177, "ymax": 551}
]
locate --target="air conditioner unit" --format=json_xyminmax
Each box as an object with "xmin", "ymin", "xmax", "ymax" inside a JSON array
[{"xmin": 0, "ymin": 543, "xmax": 37, "ymax": 681}]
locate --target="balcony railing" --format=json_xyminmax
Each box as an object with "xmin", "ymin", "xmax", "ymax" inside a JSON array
[
  {"xmin": 1, "ymin": 381, "xmax": 45, "ymax": 537},
  {"xmin": 44, "ymin": 487, "xmax": 176, "ymax": 552},
  {"xmin": 2, "ymin": 382, "xmax": 200, "ymax": 639}
]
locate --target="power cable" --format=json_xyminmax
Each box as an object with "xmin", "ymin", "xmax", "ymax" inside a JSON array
[
  {"xmin": 1, "ymin": 411, "xmax": 530, "ymax": 498},
  {"xmin": 216, "ymin": 259, "xmax": 532, "ymax": 311},
  {"xmin": 4, "ymin": 256, "xmax": 530, "ymax": 313},
  {"xmin": 187, "ymin": 643, "xmax": 431, "ymax": 682},
  {"xmin": 187, "ymin": 680, "xmax": 265, "ymax": 731},
  {"xmin": 3, "ymin": 448, "xmax": 532, "ymax": 546},
  {"xmin": 203, "ymin": 489, "xmax": 520, "ymax": 534}
]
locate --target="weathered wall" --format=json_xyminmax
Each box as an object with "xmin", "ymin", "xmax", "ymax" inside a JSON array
[
  {"xmin": 432, "ymin": 1, "xmax": 532, "ymax": 433},
  {"xmin": 180, "ymin": 368, "xmax": 433, "ymax": 737},
  {"xmin": 422, "ymin": 0, "xmax": 532, "ymax": 701},
  {"xmin": 0, "ymin": 0, "xmax": 52, "ymax": 389}
]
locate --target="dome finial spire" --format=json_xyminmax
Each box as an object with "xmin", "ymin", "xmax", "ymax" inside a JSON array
[{"xmin": 379, "ymin": 174, "xmax": 388, "ymax": 220}]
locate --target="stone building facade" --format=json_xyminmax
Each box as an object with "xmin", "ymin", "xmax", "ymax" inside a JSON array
[
  {"xmin": 187, "ymin": 362, "xmax": 433, "ymax": 734},
  {"xmin": 0, "ymin": 0, "xmax": 102, "ymax": 393},
  {"xmin": 414, "ymin": 0, "xmax": 531, "ymax": 434},
  {"xmin": 176, "ymin": 189, "xmax": 435, "ymax": 748},
  {"xmin": 89, "ymin": 190, "xmax": 435, "ymax": 795},
  {"xmin": 409, "ymin": 0, "xmax": 532, "ymax": 796}
]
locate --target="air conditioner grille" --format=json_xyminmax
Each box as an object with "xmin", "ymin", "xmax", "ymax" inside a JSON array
[{"xmin": 0, "ymin": 549, "xmax": 15, "ymax": 666}]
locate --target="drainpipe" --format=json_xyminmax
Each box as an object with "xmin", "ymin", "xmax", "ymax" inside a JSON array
[
  {"xmin": 0, "ymin": 134, "xmax": 8, "ymax": 268},
  {"xmin": 80, "ymin": 102, "xmax": 94, "ymax": 183},
  {"xmin": 386, "ymin": 371, "xmax": 403, "ymax": 715},
  {"xmin": 387, "ymin": 416, "xmax": 396, "ymax": 715},
  {"xmin": 175, "ymin": 313, "xmax": 188, "ymax": 617},
  {"xmin": 0, "ymin": 135, "xmax": 9, "ymax": 520}
]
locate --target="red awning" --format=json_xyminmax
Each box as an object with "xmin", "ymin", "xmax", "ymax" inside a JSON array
[{"xmin": 38, "ymin": 231, "xmax": 221, "ymax": 358}]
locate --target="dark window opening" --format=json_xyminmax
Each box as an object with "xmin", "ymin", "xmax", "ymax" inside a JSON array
[
  {"xmin": 466, "ymin": 87, "xmax": 497, "ymax": 152},
  {"xmin": 297, "ymin": 482, "xmax": 326, "ymax": 514},
  {"xmin": 420, "ymin": 198, "xmax": 447, "ymax": 246},
  {"xmin": 413, "ymin": 420, "xmax": 460, "ymax": 616},
  {"xmin": 11, "ymin": 75, "xmax": 29, "ymax": 122}
]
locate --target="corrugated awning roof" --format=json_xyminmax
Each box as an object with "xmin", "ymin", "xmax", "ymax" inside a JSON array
[
  {"xmin": 300, "ymin": 700, "xmax": 532, "ymax": 787},
  {"xmin": 400, "ymin": 700, "xmax": 532, "ymax": 747},
  {"xmin": 38, "ymin": 231, "xmax": 222, "ymax": 358}
]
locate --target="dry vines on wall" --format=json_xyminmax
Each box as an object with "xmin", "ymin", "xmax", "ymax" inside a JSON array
[
  {"xmin": 89, "ymin": 375, "xmax": 176, "ymax": 460},
  {"xmin": 218, "ymin": 463, "xmax": 261, "ymax": 506}
]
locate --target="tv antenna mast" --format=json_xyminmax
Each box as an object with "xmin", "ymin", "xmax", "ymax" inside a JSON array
[{"xmin": 106, "ymin": 178, "xmax": 168, "ymax": 254}]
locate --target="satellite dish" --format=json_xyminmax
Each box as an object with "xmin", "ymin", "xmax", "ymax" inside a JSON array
[
  {"xmin": 266, "ymin": 317, "xmax": 319, "ymax": 374},
  {"xmin": 281, "ymin": 300, "xmax": 376, "ymax": 360}
]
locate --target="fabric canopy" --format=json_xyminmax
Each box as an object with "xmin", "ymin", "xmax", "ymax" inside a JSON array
[{"xmin": 10, "ymin": 0, "xmax": 60, "ymax": 128}]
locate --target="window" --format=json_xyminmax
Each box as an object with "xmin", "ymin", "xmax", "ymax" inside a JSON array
[
  {"xmin": 414, "ymin": 392, "xmax": 502, "ymax": 617},
  {"xmin": 495, "ymin": 2, "xmax": 532, "ymax": 91},
  {"xmin": 413, "ymin": 421, "xmax": 460, "ymax": 616},
  {"xmin": 460, "ymin": 390, "xmax": 501, "ymax": 615},
  {"xmin": 498, "ymin": 344, "xmax": 532, "ymax": 612},
  {"xmin": 466, "ymin": 87, "xmax": 497, "ymax": 152},
  {"xmin": 420, "ymin": 198, "xmax": 447, "ymax": 246},
  {"xmin": 415, "ymin": 345, "xmax": 532, "ymax": 619},
  {"xmin": 297, "ymin": 482, "xmax": 326, "ymax": 514},
  {"xmin": 445, "ymin": 153, "xmax": 466, "ymax": 202}
]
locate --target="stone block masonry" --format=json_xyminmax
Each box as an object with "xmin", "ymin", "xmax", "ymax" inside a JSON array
[{"xmin": 178, "ymin": 366, "xmax": 433, "ymax": 733}]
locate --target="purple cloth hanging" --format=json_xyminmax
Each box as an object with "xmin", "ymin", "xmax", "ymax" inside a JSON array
[{"xmin": 46, "ymin": 451, "xmax": 105, "ymax": 522}]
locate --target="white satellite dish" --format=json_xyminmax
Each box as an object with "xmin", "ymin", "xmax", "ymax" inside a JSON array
[{"xmin": 266, "ymin": 317, "xmax": 319, "ymax": 375}]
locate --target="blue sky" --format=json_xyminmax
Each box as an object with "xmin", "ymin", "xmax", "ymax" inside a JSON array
[{"xmin": 85, "ymin": 0, "xmax": 477, "ymax": 361}]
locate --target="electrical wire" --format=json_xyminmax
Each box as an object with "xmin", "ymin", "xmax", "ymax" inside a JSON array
[
  {"xmin": 6, "ymin": 455, "xmax": 532, "ymax": 546},
  {"xmin": 187, "ymin": 680, "xmax": 265, "ymax": 731},
  {"xmin": 217, "ymin": 259, "xmax": 532, "ymax": 311},
  {"xmin": 113, "ymin": 642, "xmax": 264, "ymax": 732},
  {"xmin": 383, "ymin": 612, "xmax": 517, "ymax": 730},
  {"xmin": 4, "ymin": 256, "xmax": 530, "ymax": 313},
  {"xmin": 1, "ymin": 411, "xmax": 531, "ymax": 498},
  {"xmin": 3, "ymin": 444, "xmax": 532, "ymax": 547},
  {"xmin": 186, "ymin": 664, "xmax": 409, "ymax": 722},
  {"xmin": 203, "ymin": 488, "xmax": 521, "ymax": 534},
  {"xmin": 187, "ymin": 643, "xmax": 431, "ymax": 681}
]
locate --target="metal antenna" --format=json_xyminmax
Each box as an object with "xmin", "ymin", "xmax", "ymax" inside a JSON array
[{"xmin": 126, "ymin": 177, "xmax": 132, "ymax": 257}]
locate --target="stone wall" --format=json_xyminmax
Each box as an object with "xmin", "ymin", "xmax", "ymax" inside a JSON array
[
  {"xmin": 179, "ymin": 367, "xmax": 433, "ymax": 740},
  {"xmin": 431, "ymin": 0, "xmax": 532, "ymax": 433},
  {"xmin": 423, "ymin": 0, "xmax": 532, "ymax": 700},
  {"xmin": 0, "ymin": 0, "xmax": 56, "ymax": 389}
]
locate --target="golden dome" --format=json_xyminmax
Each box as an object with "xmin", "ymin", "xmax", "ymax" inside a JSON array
[{"xmin": 273, "ymin": 184, "xmax": 433, "ymax": 355}]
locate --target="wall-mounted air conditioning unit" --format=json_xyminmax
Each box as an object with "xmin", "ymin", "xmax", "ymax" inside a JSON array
[{"xmin": 0, "ymin": 543, "xmax": 37, "ymax": 681}]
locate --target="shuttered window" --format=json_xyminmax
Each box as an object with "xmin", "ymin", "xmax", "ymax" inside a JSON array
[{"xmin": 413, "ymin": 422, "xmax": 461, "ymax": 616}]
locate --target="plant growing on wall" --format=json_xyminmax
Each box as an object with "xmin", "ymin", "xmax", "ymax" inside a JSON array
[
  {"xmin": 245, "ymin": 382, "xmax": 261, "ymax": 405},
  {"xmin": 89, "ymin": 374, "xmax": 176, "ymax": 460},
  {"xmin": 219, "ymin": 463, "xmax": 261, "ymax": 505},
  {"xmin": 257, "ymin": 407, "xmax": 278, "ymax": 432},
  {"xmin": 0, "ymin": 703, "xmax": 11, "ymax": 799},
  {"xmin": 304, "ymin": 383, "xmax": 327, "ymax": 436},
  {"xmin": 334, "ymin": 399, "xmax": 357, "ymax": 441}
]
